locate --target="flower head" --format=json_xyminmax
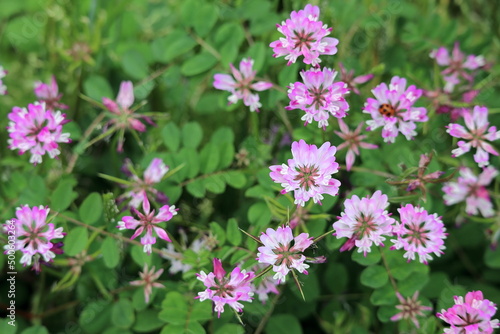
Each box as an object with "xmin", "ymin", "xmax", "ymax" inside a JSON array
[
  {"xmin": 257, "ymin": 226, "xmax": 313, "ymax": 283},
  {"xmin": 446, "ymin": 106, "xmax": 500, "ymax": 167},
  {"xmin": 338, "ymin": 62, "xmax": 373, "ymax": 95},
  {"xmin": 269, "ymin": 139, "xmax": 341, "ymax": 207},
  {"xmin": 335, "ymin": 119, "xmax": 378, "ymax": 171},
  {"xmin": 270, "ymin": 4, "xmax": 338, "ymax": 66},
  {"xmin": 117, "ymin": 193, "xmax": 177, "ymax": 254},
  {"xmin": 130, "ymin": 263, "xmax": 165, "ymax": 303},
  {"xmin": 286, "ymin": 67, "xmax": 350, "ymax": 129},
  {"xmin": 437, "ymin": 290, "xmax": 499, "ymax": 333},
  {"xmin": 363, "ymin": 76, "xmax": 428, "ymax": 143},
  {"xmin": 0, "ymin": 65, "xmax": 7, "ymax": 95},
  {"xmin": 34, "ymin": 76, "xmax": 68, "ymax": 110},
  {"xmin": 7, "ymin": 102, "xmax": 71, "ymax": 165},
  {"xmin": 333, "ymin": 191, "xmax": 395, "ymax": 256},
  {"xmin": 3, "ymin": 206, "xmax": 64, "ymax": 272},
  {"xmin": 443, "ymin": 166, "xmax": 498, "ymax": 217},
  {"xmin": 391, "ymin": 204, "xmax": 447, "ymax": 264},
  {"xmin": 196, "ymin": 258, "xmax": 255, "ymax": 317},
  {"xmin": 391, "ymin": 291, "xmax": 432, "ymax": 328}
]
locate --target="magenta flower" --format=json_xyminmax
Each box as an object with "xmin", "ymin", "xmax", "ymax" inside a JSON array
[
  {"xmin": 257, "ymin": 226, "xmax": 313, "ymax": 283},
  {"xmin": 437, "ymin": 290, "xmax": 499, "ymax": 333},
  {"xmin": 446, "ymin": 106, "xmax": 500, "ymax": 167},
  {"xmin": 196, "ymin": 258, "xmax": 255, "ymax": 317},
  {"xmin": 130, "ymin": 263, "xmax": 165, "ymax": 303},
  {"xmin": 3, "ymin": 205, "xmax": 64, "ymax": 272},
  {"xmin": 0, "ymin": 65, "xmax": 7, "ymax": 95},
  {"xmin": 34, "ymin": 75, "xmax": 68, "ymax": 110},
  {"xmin": 332, "ymin": 191, "xmax": 396, "ymax": 256},
  {"xmin": 391, "ymin": 204, "xmax": 447, "ymax": 264},
  {"xmin": 430, "ymin": 42, "xmax": 485, "ymax": 92},
  {"xmin": 338, "ymin": 62, "xmax": 374, "ymax": 95},
  {"xmin": 286, "ymin": 67, "xmax": 350, "ymax": 129},
  {"xmin": 7, "ymin": 102, "xmax": 71, "ymax": 165},
  {"xmin": 213, "ymin": 58, "xmax": 272, "ymax": 112},
  {"xmin": 391, "ymin": 291, "xmax": 432, "ymax": 328},
  {"xmin": 443, "ymin": 166, "xmax": 498, "ymax": 217},
  {"xmin": 269, "ymin": 139, "xmax": 341, "ymax": 207},
  {"xmin": 363, "ymin": 76, "xmax": 428, "ymax": 143},
  {"xmin": 335, "ymin": 119, "xmax": 378, "ymax": 171},
  {"xmin": 120, "ymin": 158, "xmax": 169, "ymax": 208},
  {"xmin": 117, "ymin": 193, "xmax": 177, "ymax": 254},
  {"xmin": 270, "ymin": 4, "xmax": 338, "ymax": 66},
  {"xmin": 102, "ymin": 81, "xmax": 155, "ymax": 152}
]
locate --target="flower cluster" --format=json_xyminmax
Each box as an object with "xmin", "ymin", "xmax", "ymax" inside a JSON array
[
  {"xmin": 270, "ymin": 4, "xmax": 338, "ymax": 66},
  {"xmin": 130, "ymin": 264, "xmax": 165, "ymax": 303},
  {"xmin": 364, "ymin": 76, "xmax": 428, "ymax": 143},
  {"xmin": 213, "ymin": 58, "xmax": 273, "ymax": 112},
  {"xmin": 334, "ymin": 119, "xmax": 378, "ymax": 171},
  {"xmin": 391, "ymin": 291, "xmax": 432, "ymax": 328},
  {"xmin": 34, "ymin": 76, "xmax": 68, "ymax": 111},
  {"xmin": 7, "ymin": 102, "xmax": 71, "ymax": 165},
  {"xmin": 286, "ymin": 67, "xmax": 350, "ymax": 129},
  {"xmin": 338, "ymin": 63, "xmax": 373, "ymax": 95}
]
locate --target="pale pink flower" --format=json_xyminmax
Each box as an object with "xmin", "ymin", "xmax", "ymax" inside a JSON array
[
  {"xmin": 120, "ymin": 158, "xmax": 169, "ymax": 208},
  {"xmin": 442, "ymin": 166, "xmax": 498, "ymax": 217},
  {"xmin": 390, "ymin": 291, "xmax": 432, "ymax": 328},
  {"xmin": 0, "ymin": 65, "xmax": 7, "ymax": 95},
  {"xmin": 270, "ymin": 4, "xmax": 338, "ymax": 66},
  {"xmin": 391, "ymin": 204, "xmax": 447, "ymax": 264},
  {"xmin": 252, "ymin": 264, "xmax": 281, "ymax": 304},
  {"xmin": 7, "ymin": 102, "xmax": 71, "ymax": 165},
  {"xmin": 286, "ymin": 67, "xmax": 350, "ymax": 129},
  {"xmin": 34, "ymin": 75, "xmax": 68, "ymax": 110},
  {"xmin": 3, "ymin": 205, "xmax": 64, "ymax": 272},
  {"xmin": 102, "ymin": 81, "xmax": 155, "ymax": 152},
  {"xmin": 117, "ymin": 193, "xmax": 177, "ymax": 254},
  {"xmin": 269, "ymin": 139, "xmax": 341, "ymax": 207},
  {"xmin": 335, "ymin": 119, "xmax": 378, "ymax": 171},
  {"xmin": 257, "ymin": 225, "xmax": 313, "ymax": 283},
  {"xmin": 196, "ymin": 258, "xmax": 255, "ymax": 317},
  {"xmin": 363, "ymin": 76, "xmax": 428, "ymax": 143},
  {"xmin": 161, "ymin": 231, "xmax": 212, "ymax": 275},
  {"xmin": 338, "ymin": 62, "xmax": 373, "ymax": 95},
  {"xmin": 446, "ymin": 106, "xmax": 500, "ymax": 167},
  {"xmin": 437, "ymin": 290, "xmax": 499, "ymax": 333},
  {"xmin": 213, "ymin": 58, "xmax": 272, "ymax": 112},
  {"xmin": 430, "ymin": 42, "xmax": 485, "ymax": 92},
  {"xmin": 130, "ymin": 263, "xmax": 165, "ymax": 303},
  {"xmin": 332, "ymin": 191, "xmax": 396, "ymax": 256}
]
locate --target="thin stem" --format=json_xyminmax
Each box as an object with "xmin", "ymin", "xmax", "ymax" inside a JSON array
[
  {"xmin": 379, "ymin": 247, "xmax": 398, "ymax": 291},
  {"xmin": 254, "ymin": 288, "xmax": 282, "ymax": 334},
  {"xmin": 344, "ymin": 165, "xmax": 395, "ymax": 178}
]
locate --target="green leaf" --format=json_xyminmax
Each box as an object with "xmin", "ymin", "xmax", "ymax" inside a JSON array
[
  {"xmin": 360, "ymin": 265, "xmax": 389, "ymax": 289},
  {"xmin": 20, "ymin": 327, "xmax": 48, "ymax": 334},
  {"xmin": 215, "ymin": 324, "xmax": 245, "ymax": 334},
  {"xmin": 247, "ymin": 202, "xmax": 272, "ymax": 228},
  {"xmin": 190, "ymin": 301, "xmax": 212, "ymax": 322},
  {"xmin": 101, "ymin": 237, "xmax": 120, "ymax": 269},
  {"xmin": 351, "ymin": 247, "xmax": 381, "ymax": 266},
  {"xmin": 112, "ymin": 299, "xmax": 135, "ymax": 329},
  {"xmin": 209, "ymin": 222, "xmax": 226, "ymax": 245},
  {"xmin": 226, "ymin": 218, "xmax": 242, "ymax": 246},
  {"xmin": 160, "ymin": 322, "xmax": 205, "ymax": 334},
  {"xmin": 79, "ymin": 192, "xmax": 103, "ymax": 225},
  {"xmin": 203, "ymin": 174, "xmax": 226, "ymax": 194},
  {"xmin": 0, "ymin": 318, "xmax": 17, "ymax": 334},
  {"xmin": 199, "ymin": 143, "xmax": 220, "ymax": 174},
  {"xmin": 266, "ymin": 314, "xmax": 302, "ymax": 334},
  {"xmin": 162, "ymin": 122, "xmax": 181, "ymax": 152},
  {"xmin": 398, "ymin": 271, "xmax": 429, "ymax": 296},
  {"xmin": 51, "ymin": 178, "xmax": 78, "ymax": 211},
  {"xmin": 122, "ymin": 49, "xmax": 149, "ymax": 79},
  {"xmin": 159, "ymin": 291, "xmax": 188, "ymax": 325},
  {"xmin": 217, "ymin": 142, "xmax": 234, "ymax": 169},
  {"xmin": 79, "ymin": 301, "xmax": 112, "ymax": 334},
  {"xmin": 186, "ymin": 179, "xmax": 206, "ymax": 198},
  {"xmin": 224, "ymin": 171, "xmax": 246, "ymax": 189},
  {"xmin": 370, "ymin": 283, "xmax": 397, "ymax": 306},
  {"xmin": 192, "ymin": 3, "xmax": 218, "ymax": 37},
  {"xmin": 210, "ymin": 127, "xmax": 234, "ymax": 145},
  {"xmin": 153, "ymin": 30, "xmax": 197, "ymax": 62},
  {"xmin": 181, "ymin": 52, "xmax": 218, "ymax": 76},
  {"xmin": 182, "ymin": 122, "xmax": 203, "ymax": 149},
  {"xmin": 65, "ymin": 227, "xmax": 89, "ymax": 256},
  {"xmin": 484, "ymin": 247, "xmax": 500, "ymax": 268},
  {"xmin": 178, "ymin": 148, "xmax": 200, "ymax": 179},
  {"xmin": 133, "ymin": 310, "xmax": 165, "ymax": 332},
  {"xmin": 246, "ymin": 42, "xmax": 266, "ymax": 72},
  {"xmin": 131, "ymin": 245, "xmax": 152, "ymax": 267},
  {"xmin": 83, "ymin": 75, "xmax": 113, "ymax": 101}
]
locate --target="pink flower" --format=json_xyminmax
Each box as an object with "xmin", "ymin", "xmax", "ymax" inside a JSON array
[
  {"xmin": 269, "ymin": 139, "xmax": 341, "ymax": 207},
  {"xmin": 437, "ymin": 290, "xmax": 499, "ymax": 333},
  {"xmin": 430, "ymin": 42, "xmax": 485, "ymax": 92},
  {"xmin": 391, "ymin": 204, "xmax": 447, "ymax": 264},
  {"xmin": 120, "ymin": 158, "xmax": 169, "ymax": 208},
  {"xmin": 196, "ymin": 258, "xmax": 255, "ymax": 317},
  {"xmin": 446, "ymin": 106, "xmax": 500, "ymax": 167},
  {"xmin": 251, "ymin": 264, "xmax": 281, "ymax": 304},
  {"xmin": 332, "ymin": 191, "xmax": 396, "ymax": 256},
  {"xmin": 286, "ymin": 67, "xmax": 350, "ymax": 129},
  {"xmin": 7, "ymin": 102, "xmax": 71, "ymax": 165},
  {"xmin": 3, "ymin": 205, "xmax": 64, "ymax": 272},
  {"xmin": 270, "ymin": 4, "xmax": 338, "ymax": 66},
  {"xmin": 363, "ymin": 76, "xmax": 428, "ymax": 143},
  {"xmin": 0, "ymin": 65, "xmax": 7, "ymax": 95},
  {"xmin": 130, "ymin": 263, "xmax": 165, "ymax": 303},
  {"xmin": 34, "ymin": 76, "xmax": 68, "ymax": 110},
  {"xmin": 213, "ymin": 58, "xmax": 272, "ymax": 112},
  {"xmin": 102, "ymin": 81, "xmax": 155, "ymax": 152},
  {"xmin": 338, "ymin": 62, "xmax": 373, "ymax": 95},
  {"xmin": 256, "ymin": 226, "xmax": 313, "ymax": 282},
  {"xmin": 442, "ymin": 166, "xmax": 498, "ymax": 217},
  {"xmin": 117, "ymin": 193, "xmax": 177, "ymax": 254},
  {"xmin": 335, "ymin": 119, "xmax": 378, "ymax": 171},
  {"xmin": 391, "ymin": 291, "xmax": 432, "ymax": 328}
]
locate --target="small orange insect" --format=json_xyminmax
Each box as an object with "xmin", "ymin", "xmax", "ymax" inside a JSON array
[{"xmin": 378, "ymin": 103, "xmax": 396, "ymax": 117}]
